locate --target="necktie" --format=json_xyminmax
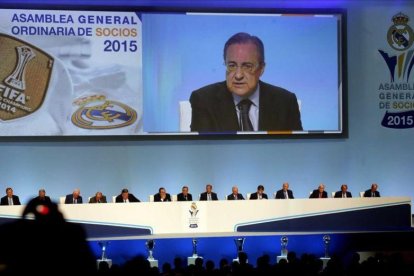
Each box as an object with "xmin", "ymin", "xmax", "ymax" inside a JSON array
[
  {"xmin": 184, "ymin": 196, "xmax": 187, "ymax": 201},
  {"xmin": 237, "ymin": 99, "xmax": 253, "ymax": 131},
  {"xmin": 74, "ymin": 199, "xmax": 77, "ymax": 204},
  {"xmin": 208, "ymin": 194, "xmax": 211, "ymax": 201},
  {"xmin": 284, "ymin": 191, "xmax": 288, "ymax": 199},
  {"xmin": 342, "ymin": 193, "xmax": 346, "ymax": 198},
  {"xmin": 9, "ymin": 197, "xmax": 13, "ymax": 205},
  {"xmin": 372, "ymin": 192, "xmax": 375, "ymax": 197},
  {"xmin": 234, "ymin": 195, "xmax": 237, "ymax": 200},
  {"xmin": 124, "ymin": 199, "xmax": 127, "ymax": 203},
  {"xmin": 319, "ymin": 193, "xmax": 322, "ymax": 198}
]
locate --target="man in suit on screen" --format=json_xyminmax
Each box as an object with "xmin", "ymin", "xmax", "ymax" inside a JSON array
[{"xmin": 189, "ymin": 32, "xmax": 302, "ymax": 132}]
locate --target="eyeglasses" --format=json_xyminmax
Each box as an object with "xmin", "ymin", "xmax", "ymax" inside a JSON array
[{"xmin": 225, "ymin": 62, "xmax": 260, "ymax": 74}]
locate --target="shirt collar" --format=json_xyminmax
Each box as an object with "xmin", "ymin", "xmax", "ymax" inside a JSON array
[{"xmin": 233, "ymin": 84, "xmax": 260, "ymax": 107}]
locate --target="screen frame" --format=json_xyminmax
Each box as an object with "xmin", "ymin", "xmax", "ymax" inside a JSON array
[{"xmin": 0, "ymin": 4, "xmax": 348, "ymax": 142}]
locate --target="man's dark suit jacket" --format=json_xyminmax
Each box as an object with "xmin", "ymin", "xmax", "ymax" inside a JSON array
[
  {"xmin": 309, "ymin": 190, "xmax": 328, "ymax": 198},
  {"xmin": 334, "ymin": 191, "xmax": 352, "ymax": 198},
  {"xmin": 189, "ymin": 81, "xmax": 302, "ymax": 132},
  {"xmin": 115, "ymin": 194, "xmax": 140, "ymax": 203},
  {"xmin": 227, "ymin": 193, "xmax": 245, "ymax": 200},
  {"xmin": 89, "ymin": 196, "xmax": 107, "ymax": 203},
  {"xmin": 0, "ymin": 195, "xmax": 21, "ymax": 205},
  {"xmin": 177, "ymin": 193, "xmax": 193, "ymax": 201},
  {"xmin": 154, "ymin": 193, "xmax": 172, "ymax": 202},
  {"xmin": 275, "ymin": 190, "xmax": 294, "ymax": 199},
  {"xmin": 32, "ymin": 196, "xmax": 52, "ymax": 205},
  {"xmin": 65, "ymin": 194, "xmax": 83, "ymax": 204},
  {"xmin": 249, "ymin": 192, "xmax": 268, "ymax": 200},
  {"xmin": 363, "ymin": 190, "xmax": 381, "ymax": 197},
  {"xmin": 199, "ymin": 192, "xmax": 218, "ymax": 201}
]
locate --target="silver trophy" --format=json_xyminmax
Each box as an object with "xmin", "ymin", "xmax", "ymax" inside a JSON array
[
  {"xmin": 323, "ymin": 235, "xmax": 331, "ymax": 258},
  {"xmin": 146, "ymin": 239, "xmax": 156, "ymax": 260},
  {"xmin": 98, "ymin": 241, "xmax": 109, "ymax": 260},
  {"xmin": 280, "ymin": 236, "xmax": 288, "ymax": 257},
  {"xmin": 192, "ymin": 238, "xmax": 198, "ymax": 257},
  {"xmin": 5, "ymin": 46, "xmax": 36, "ymax": 90},
  {"xmin": 234, "ymin": 237, "xmax": 245, "ymax": 253}
]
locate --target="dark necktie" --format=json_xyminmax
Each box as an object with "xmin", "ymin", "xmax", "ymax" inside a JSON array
[{"xmin": 237, "ymin": 99, "xmax": 253, "ymax": 131}]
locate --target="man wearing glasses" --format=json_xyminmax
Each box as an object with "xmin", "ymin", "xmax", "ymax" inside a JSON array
[{"xmin": 189, "ymin": 32, "xmax": 302, "ymax": 132}]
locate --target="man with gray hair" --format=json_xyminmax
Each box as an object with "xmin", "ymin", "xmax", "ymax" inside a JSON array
[{"xmin": 65, "ymin": 188, "xmax": 83, "ymax": 204}]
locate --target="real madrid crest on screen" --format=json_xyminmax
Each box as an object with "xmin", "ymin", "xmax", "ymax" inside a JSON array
[
  {"xmin": 71, "ymin": 94, "xmax": 137, "ymax": 129},
  {"xmin": 387, "ymin": 12, "xmax": 414, "ymax": 51},
  {"xmin": 0, "ymin": 34, "xmax": 53, "ymax": 121}
]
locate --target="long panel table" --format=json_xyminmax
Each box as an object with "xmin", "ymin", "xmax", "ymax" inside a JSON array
[{"xmin": 0, "ymin": 197, "xmax": 412, "ymax": 239}]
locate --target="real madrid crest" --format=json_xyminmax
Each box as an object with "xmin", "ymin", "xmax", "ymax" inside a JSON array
[
  {"xmin": 387, "ymin": 12, "xmax": 414, "ymax": 51},
  {"xmin": 71, "ymin": 94, "xmax": 137, "ymax": 129}
]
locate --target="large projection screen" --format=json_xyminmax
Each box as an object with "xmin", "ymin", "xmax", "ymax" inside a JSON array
[{"xmin": 0, "ymin": 8, "xmax": 346, "ymax": 139}]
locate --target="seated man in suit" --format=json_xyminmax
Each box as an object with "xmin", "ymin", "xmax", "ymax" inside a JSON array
[
  {"xmin": 227, "ymin": 186, "xmax": 245, "ymax": 200},
  {"xmin": 334, "ymin": 184, "xmax": 352, "ymax": 198},
  {"xmin": 309, "ymin": 184, "xmax": 328, "ymax": 199},
  {"xmin": 89, "ymin": 191, "xmax": 107, "ymax": 203},
  {"xmin": 32, "ymin": 188, "xmax": 52, "ymax": 204},
  {"xmin": 154, "ymin": 187, "xmax": 172, "ymax": 202},
  {"xmin": 189, "ymin": 32, "xmax": 302, "ymax": 132},
  {"xmin": 0, "ymin": 187, "xmax": 21, "ymax": 205},
  {"xmin": 199, "ymin": 184, "xmax": 218, "ymax": 201},
  {"xmin": 363, "ymin": 183, "xmax": 381, "ymax": 197},
  {"xmin": 275, "ymin": 182, "xmax": 294, "ymax": 199},
  {"xmin": 177, "ymin": 185, "xmax": 193, "ymax": 201},
  {"xmin": 249, "ymin": 184, "xmax": 268, "ymax": 200},
  {"xmin": 65, "ymin": 188, "xmax": 83, "ymax": 204},
  {"xmin": 115, "ymin": 188, "xmax": 140, "ymax": 203}
]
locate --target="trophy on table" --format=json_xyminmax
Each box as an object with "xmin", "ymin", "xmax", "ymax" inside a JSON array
[
  {"xmin": 233, "ymin": 237, "xmax": 246, "ymax": 262},
  {"xmin": 96, "ymin": 241, "xmax": 112, "ymax": 268},
  {"xmin": 323, "ymin": 235, "xmax": 331, "ymax": 258},
  {"xmin": 145, "ymin": 239, "xmax": 158, "ymax": 267},
  {"xmin": 146, "ymin": 239, "xmax": 155, "ymax": 260},
  {"xmin": 276, "ymin": 236, "xmax": 289, "ymax": 263},
  {"xmin": 192, "ymin": 238, "xmax": 198, "ymax": 257},
  {"xmin": 187, "ymin": 237, "xmax": 203, "ymax": 266},
  {"xmin": 280, "ymin": 236, "xmax": 289, "ymax": 257}
]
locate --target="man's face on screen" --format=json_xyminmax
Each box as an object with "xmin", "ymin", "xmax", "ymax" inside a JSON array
[{"xmin": 225, "ymin": 42, "xmax": 264, "ymax": 98}]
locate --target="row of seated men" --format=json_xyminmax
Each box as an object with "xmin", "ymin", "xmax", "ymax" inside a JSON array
[{"xmin": 0, "ymin": 183, "xmax": 381, "ymax": 205}]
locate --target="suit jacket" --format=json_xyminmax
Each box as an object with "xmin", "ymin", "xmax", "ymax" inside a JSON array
[
  {"xmin": 177, "ymin": 193, "xmax": 193, "ymax": 201},
  {"xmin": 65, "ymin": 194, "xmax": 83, "ymax": 204},
  {"xmin": 115, "ymin": 194, "xmax": 140, "ymax": 203},
  {"xmin": 32, "ymin": 196, "xmax": 52, "ymax": 205},
  {"xmin": 0, "ymin": 195, "xmax": 21, "ymax": 205},
  {"xmin": 154, "ymin": 193, "xmax": 172, "ymax": 202},
  {"xmin": 334, "ymin": 191, "xmax": 352, "ymax": 198},
  {"xmin": 363, "ymin": 190, "xmax": 381, "ymax": 197},
  {"xmin": 275, "ymin": 189, "xmax": 294, "ymax": 199},
  {"xmin": 227, "ymin": 193, "xmax": 245, "ymax": 200},
  {"xmin": 309, "ymin": 190, "xmax": 328, "ymax": 199},
  {"xmin": 199, "ymin": 192, "xmax": 218, "ymax": 201},
  {"xmin": 189, "ymin": 81, "xmax": 302, "ymax": 132},
  {"xmin": 249, "ymin": 192, "xmax": 268, "ymax": 200},
  {"xmin": 89, "ymin": 196, "xmax": 107, "ymax": 203}
]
